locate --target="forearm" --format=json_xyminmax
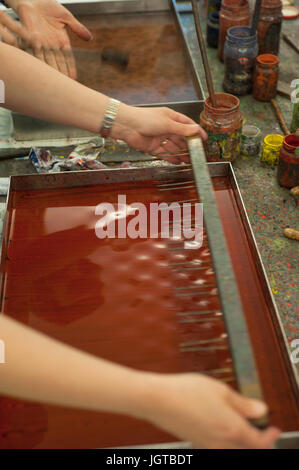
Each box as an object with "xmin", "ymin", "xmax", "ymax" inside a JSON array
[
  {"xmin": 0, "ymin": 42, "xmax": 131, "ymax": 134},
  {"xmin": 0, "ymin": 315, "xmax": 155, "ymax": 418}
]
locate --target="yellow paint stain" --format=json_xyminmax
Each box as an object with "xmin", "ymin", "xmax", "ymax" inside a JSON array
[{"xmin": 270, "ymin": 274, "xmax": 279, "ymax": 295}]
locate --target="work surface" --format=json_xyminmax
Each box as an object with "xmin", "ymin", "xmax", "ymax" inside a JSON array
[
  {"xmin": 0, "ymin": 3, "xmax": 298, "ymax": 374},
  {"xmin": 182, "ymin": 7, "xmax": 299, "ymax": 355}
]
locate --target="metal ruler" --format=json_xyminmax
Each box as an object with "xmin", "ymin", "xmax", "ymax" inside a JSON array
[{"xmin": 188, "ymin": 136, "xmax": 267, "ymax": 427}]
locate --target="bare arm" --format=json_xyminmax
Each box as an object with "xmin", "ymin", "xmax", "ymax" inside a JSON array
[
  {"xmin": 0, "ymin": 315, "xmax": 149, "ymax": 416},
  {"xmin": 0, "ymin": 315, "xmax": 280, "ymax": 449},
  {"xmin": 0, "ymin": 42, "xmax": 206, "ymax": 156}
]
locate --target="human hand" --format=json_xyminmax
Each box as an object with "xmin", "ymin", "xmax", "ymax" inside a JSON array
[
  {"xmin": 7, "ymin": 0, "xmax": 92, "ymax": 79},
  {"xmin": 112, "ymin": 105, "xmax": 207, "ymax": 162},
  {"xmin": 138, "ymin": 373, "xmax": 280, "ymax": 449},
  {"xmin": 295, "ymin": 128, "xmax": 299, "ymax": 138},
  {"xmin": 0, "ymin": 9, "xmax": 30, "ymax": 47}
]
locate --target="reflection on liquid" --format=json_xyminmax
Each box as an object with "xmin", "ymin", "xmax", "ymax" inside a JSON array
[{"xmin": 4, "ymin": 175, "xmax": 296, "ymax": 448}]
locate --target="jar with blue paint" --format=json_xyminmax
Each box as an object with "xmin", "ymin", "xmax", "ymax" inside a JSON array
[
  {"xmin": 223, "ymin": 26, "xmax": 258, "ymax": 96},
  {"xmin": 207, "ymin": 11, "xmax": 220, "ymax": 48}
]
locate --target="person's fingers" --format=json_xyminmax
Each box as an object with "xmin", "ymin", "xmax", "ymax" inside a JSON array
[
  {"xmin": 166, "ymin": 119, "xmax": 207, "ymax": 141},
  {"xmin": 66, "ymin": 14, "xmax": 92, "ymax": 41},
  {"xmin": 295, "ymin": 128, "xmax": 299, "ymax": 137},
  {"xmin": 235, "ymin": 421, "xmax": 280, "ymax": 449},
  {"xmin": 166, "ymin": 108, "xmax": 198, "ymax": 126},
  {"xmin": 0, "ymin": 24, "xmax": 18, "ymax": 47},
  {"xmin": 53, "ymin": 48, "xmax": 69, "ymax": 77},
  {"xmin": 30, "ymin": 32, "xmax": 47, "ymax": 64},
  {"xmin": 62, "ymin": 44, "xmax": 77, "ymax": 80},
  {"xmin": 0, "ymin": 11, "xmax": 30, "ymax": 43},
  {"xmin": 156, "ymin": 136, "xmax": 182, "ymax": 155},
  {"xmin": 33, "ymin": 45, "xmax": 46, "ymax": 64},
  {"xmin": 226, "ymin": 389, "xmax": 268, "ymax": 420},
  {"xmin": 163, "ymin": 155, "xmax": 189, "ymax": 164},
  {"xmin": 156, "ymin": 135, "xmax": 189, "ymax": 163},
  {"xmin": 167, "ymin": 134, "xmax": 188, "ymax": 151},
  {"xmin": 164, "ymin": 110, "xmax": 208, "ymax": 141},
  {"xmin": 43, "ymin": 47, "xmax": 60, "ymax": 72}
]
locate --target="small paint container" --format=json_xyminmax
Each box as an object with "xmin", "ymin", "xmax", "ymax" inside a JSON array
[
  {"xmin": 261, "ymin": 134, "xmax": 284, "ymax": 166},
  {"xmin": 218, "ymin": 0, "xmax": 250, "ymax": 62},
  {"xmin": 257, "ymin": 0, "xmax": 283, "ymax": 56},
  {"xmin": 277, "ymin": 134, "xmax": 299, "ymax": 188},
  {"xmin": 223, "ymin": 26, "xmax": 258, "ymax": 96},
  {"xmin": 200, "ymin": 92, "xmax": 243, "ymax": 162},
  {"xmin": 207, "ymin": 12, "xmax": 220, "ymax": 48},
  {"xmin": 241, "ymin": 125, "xmax": 262, "ymax": 156},
  {"xmin": 253, "ymin": 54, "xmax": 279, "ymax": 102}
]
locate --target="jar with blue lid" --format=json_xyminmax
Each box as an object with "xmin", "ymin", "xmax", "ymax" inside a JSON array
[{"xmin": 223, "ymin": 26, "xmax": 258, "ymax": 96}]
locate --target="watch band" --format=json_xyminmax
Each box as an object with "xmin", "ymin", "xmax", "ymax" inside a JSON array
[{"xmin": 100, "ymin": 98, "xmax": 120, "ymax": 138}]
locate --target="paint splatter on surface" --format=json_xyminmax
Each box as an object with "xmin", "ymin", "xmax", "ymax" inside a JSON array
[{"xmin": 180, "ymin": 11, "xmax": 299, "ymax": 375}]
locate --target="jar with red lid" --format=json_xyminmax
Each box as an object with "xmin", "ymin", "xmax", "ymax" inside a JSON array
[
  {"xmin": 200, "ymin": 92, "xmax": 243, "ymax": 162},
  {"xmin": 277, "ymin": 134, "xmax": 299, "ymax": 188},
  {"xmin": 218, "ymin": 0, "xmax": 250, "ymax": 62},
  {"xmin": 253, "ymin": 54, "xmax": 279, "ymax": 101},
  {"xmin": 258, "ymin": 0, "xmax": 283, "ymax": 55}
]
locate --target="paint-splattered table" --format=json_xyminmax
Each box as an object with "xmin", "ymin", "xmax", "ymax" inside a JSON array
[{"xmin": 179, "ymin": 5, "xmax": 299, "ymax": 365}]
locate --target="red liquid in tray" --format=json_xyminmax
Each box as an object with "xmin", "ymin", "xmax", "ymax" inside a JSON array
[{"xmin": 0, "ymin": 177, "xmax": 298, "ymax": 448}]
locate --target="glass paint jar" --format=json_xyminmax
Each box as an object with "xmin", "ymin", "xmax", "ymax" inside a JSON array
[
  {"xmin": 199, "ymin": 92, "xmax": 243, "ymax": 162},
  {"xmin": 253, "ymin": 54, "xmax": 279, "ymax": 102},
  {"xmin": 223, "ymin": 26, "xmax": 258, "ymax": 95},
  {"xmin": 277, "ymin": 134, "xmax": 299, "ymax": 188},
  {"xmin": 218, "ymin": 0, "xmax": 250, "ymax": 62},
  {"xmin": 241, "ymin": 125, "xmax": 262, "ymax": 156},
  {"xmin": 261, "ymin": 133, "xmax": 284, "ymax": 166},
  {"xmin": 257, "ymin": 0, "xmax": 283, "ymax": 55},
  {"xmin": 207, "ymin": 12, "xmax": 220, "ymax": 48}
]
